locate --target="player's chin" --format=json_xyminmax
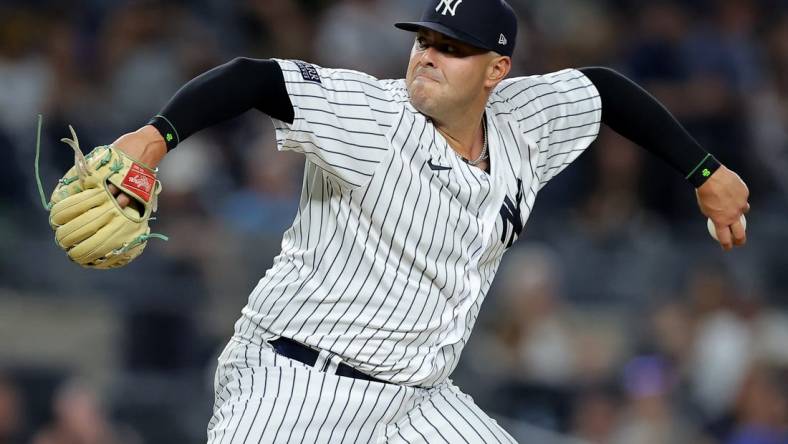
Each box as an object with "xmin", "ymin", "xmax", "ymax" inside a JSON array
[
  {"xmin": 410, "ymin": 96, "xmax": 437, "ymax": 117},
  {"xmin": 409, "ymin": 86, "xmax": 439, "ymax": 113}
]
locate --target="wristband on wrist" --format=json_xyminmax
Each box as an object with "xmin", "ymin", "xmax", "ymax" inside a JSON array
[
  {"xmin": 147, "ymin": 115, "xmax": 180, "ymax": 151},
  {"xmin": 686, "ymin": 153, "xmax": 721, "ymax": 188}
]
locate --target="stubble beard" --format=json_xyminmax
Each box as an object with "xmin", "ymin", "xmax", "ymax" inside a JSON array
[{"xmin": 408, "ymin": 80, "xmax": 445, "ymax": 121}]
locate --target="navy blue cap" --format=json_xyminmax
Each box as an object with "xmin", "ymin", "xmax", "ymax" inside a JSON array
[{"xmin": 395, "ymin": 0, "xmax": 518, "ymax": 57}]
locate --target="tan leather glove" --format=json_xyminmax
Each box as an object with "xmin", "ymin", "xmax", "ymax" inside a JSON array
[{"xmin": 46, "ymin": 126, "xmax": 165, "ymax": 269}]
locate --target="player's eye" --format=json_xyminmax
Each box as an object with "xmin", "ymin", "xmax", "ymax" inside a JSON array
[
  {"xmin": 415, "ymin": 37, "xmax": 462, "ymax": 56},
  {"xmin": 442, "ymin": 44, "xmax": 457, "ymax": 55}
]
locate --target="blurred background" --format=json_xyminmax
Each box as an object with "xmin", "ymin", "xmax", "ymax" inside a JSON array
[{"xmin": 0, "ymin": 0, "xmax": 786, "ymax": 442}]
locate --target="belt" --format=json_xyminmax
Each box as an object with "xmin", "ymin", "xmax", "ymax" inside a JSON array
[{"xmin": 269, "ymin": 337, "xmax": 387, "ymax": 384}]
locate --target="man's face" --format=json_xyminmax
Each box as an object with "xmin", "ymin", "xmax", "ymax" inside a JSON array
[{"xmin": 406, "ymin": 29, "xmax": 495, "ymax": 120}]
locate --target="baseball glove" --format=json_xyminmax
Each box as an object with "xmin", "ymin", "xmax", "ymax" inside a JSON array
[{"xmin": 37, "ymin": 121, "xmax": 166, "ymax": 269}]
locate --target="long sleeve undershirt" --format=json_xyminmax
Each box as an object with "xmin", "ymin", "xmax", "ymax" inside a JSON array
[
  {"xmin": 147, "ymin": 57, "xmax": 294, "ymax": 147},
  {"xmin": 578, "ymin": 66, "xmax": 718, "ymax": 183},
  {"xmin": 147, "ymin": 58, "xmax": 718, "ymax": 186}
]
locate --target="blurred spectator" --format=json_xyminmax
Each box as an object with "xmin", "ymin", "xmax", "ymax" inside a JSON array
[
  {"xmin": 752, "ymin": 309, "xmax": 788, "ymax": 368},
  {"xmin": 570, "ymin": 386, "xmax": 621, "ymax": 444},
  {"xmin": 493, "ymin": 243, "xmax": 576, "ymax": 386},
  {"xmin": 748, "ymin": 14, "xmax": 788, "ymax": 198},
  {"xmin": 99, "ymin": 2, "xmax": 187, "ymax": 129},
  {"xmin": 687, "ymin": 261, "xmax": 755, "ymax": 420},
  {"xmin": 242, "ymin": 0, "xmax": 315, "ymax": 60},
  {"xmin": 0, "ymin": 7, "xmax": 52, "ymax": 135},
  {"xmin": 0, "ymin": 126, "xmax": 28, "ymax": 211},
  {"xmin": 521, "ymin": 0, "xmax": 619, "ymax": 69},
  {"xmin": 647, "ymin": 301, "xmax": 694, "ymax": 373},
  {"xmin": 0, "ymin": 374, "xmax": 24, "ymax": 444},
  {"xmin": 472, "ymin": 243, "xmax": 627, "ymax": 432},
  {"xmin": 612, "ymin": 355, "xmax": 709, "ymax": 444},
  {"xmin": 218, "ymin": 125, "xmax": 302, "ymax": 236},
  {"xmin": 685, "ymin": 0, "xmax": 763, "ymax": 94},
  {"xmin": 726, "ymin": 364, "xmax": 788, "ymax": 444},
  {"xmin": 548, "ymin": 131, "xmax": 675, "ymax": 306},
  {"xmin": 313, "ymin": 0, "xmax": 417, "ymax": 78},
  {"xmin": 31, "ymin": 380, "xmax": 140, "ymax": 444},
  {"xmin": 43, "ymin": 18, "xmax": 99, "ymax": 136}
]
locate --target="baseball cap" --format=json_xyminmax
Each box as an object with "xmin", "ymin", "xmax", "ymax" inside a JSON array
[{"xmin": 395, "ymin": 0, "xmax": 518, "ymax": 57}]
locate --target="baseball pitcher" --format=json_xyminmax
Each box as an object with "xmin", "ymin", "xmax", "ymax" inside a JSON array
[{"xmin": 44, "ymin": 0, "xmax": 749, "ymax": 442}]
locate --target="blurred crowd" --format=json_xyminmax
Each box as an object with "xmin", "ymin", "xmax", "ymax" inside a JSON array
[{"xmin": 0, "ymin": 0, "xmax": 786, "ymax": 443}]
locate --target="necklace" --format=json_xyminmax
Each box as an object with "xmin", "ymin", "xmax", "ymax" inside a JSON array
[{"xmin": 464, "ymin": 117, "xmax": 489, "ymax": 166}]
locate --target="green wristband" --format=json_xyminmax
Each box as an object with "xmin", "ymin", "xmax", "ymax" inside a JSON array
[
  {"xmin": 147, "ymin": 115, "xmax": 180, "ymax": 151},
  {"xmin": 686, "ymin": 153, "xmax": 721, "ymax": 188}
]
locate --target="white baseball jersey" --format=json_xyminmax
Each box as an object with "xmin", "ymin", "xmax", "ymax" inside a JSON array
[{"xmin": 231, "ymin": 59, "xmax": 601, "ymax": 388}]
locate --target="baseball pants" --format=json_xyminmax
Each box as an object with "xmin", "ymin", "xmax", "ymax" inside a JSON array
[{"xmin": 207, "ymin": 338, "xmax": 517, "ymax": 443}]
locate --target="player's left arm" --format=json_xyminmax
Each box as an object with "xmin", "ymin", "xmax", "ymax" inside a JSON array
[{"xmin": 580, "ymin": 67, "xmax": 750, "ymax": 251}]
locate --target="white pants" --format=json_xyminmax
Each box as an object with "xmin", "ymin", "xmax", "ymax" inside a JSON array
[{"xmin": 206, "ymin": 338, "xmax": 517, "ymax": 443}]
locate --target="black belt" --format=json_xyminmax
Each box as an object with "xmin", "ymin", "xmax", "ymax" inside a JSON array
[{"xmin": 269, "ymin": 337, "xmax": 387, "ymax": 384}]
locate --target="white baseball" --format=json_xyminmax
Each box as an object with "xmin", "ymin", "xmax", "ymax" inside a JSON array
[{"xmin": 707, "ymin": 215, "xmax": 747, "ymax": 241}]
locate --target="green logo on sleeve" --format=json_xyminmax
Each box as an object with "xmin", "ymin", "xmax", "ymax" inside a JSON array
[
  {"xmin": 166, "ymin": 133, "xmax": 174, "ymax": 142},
  {"xmin": 702, "ymin": 168, "xmax": 711, "ymax": 177}
]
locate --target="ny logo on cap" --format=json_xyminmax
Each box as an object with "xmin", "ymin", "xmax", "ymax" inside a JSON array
[{"xmin": 436, "ymin": 0, "xmax": 463, "ymax": 16}]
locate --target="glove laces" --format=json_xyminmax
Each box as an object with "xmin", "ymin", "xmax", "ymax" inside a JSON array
[{"xmin": 34, "ymin": 114, "xmax": 52, "ymax": 210}]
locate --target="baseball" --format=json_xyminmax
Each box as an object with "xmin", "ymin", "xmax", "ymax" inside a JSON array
[{"xmin": 707, "ymin": 215, "xmax": 747, "ymax": 241}]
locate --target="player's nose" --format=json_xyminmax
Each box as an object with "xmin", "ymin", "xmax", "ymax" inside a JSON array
[{"xmin": 418, "ymin": 46, "xmax": 439, "ymax": 68}]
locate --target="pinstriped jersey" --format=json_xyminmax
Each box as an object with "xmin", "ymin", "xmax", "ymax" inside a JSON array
[{"xmin": 232, "ymin": 59, "xmax": 602, "ymax": 387}]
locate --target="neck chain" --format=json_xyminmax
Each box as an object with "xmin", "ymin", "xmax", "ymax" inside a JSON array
[{"xmin": 464, "ymin": 116, "xmax": 488, "ymax": 166}]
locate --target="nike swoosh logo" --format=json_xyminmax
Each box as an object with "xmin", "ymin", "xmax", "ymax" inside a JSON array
[{"xmin": 428, "ymin": 159, "xmax": 452, "ymax": 171}]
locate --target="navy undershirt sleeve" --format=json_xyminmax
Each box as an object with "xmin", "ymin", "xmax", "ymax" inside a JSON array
[
  {"xmin": 580, "ymin": 66, "xmax": 720, "ymax": 187},
  {"xmin": 147, "ymin": 57, "xmax": 294, "ymax": 151}
]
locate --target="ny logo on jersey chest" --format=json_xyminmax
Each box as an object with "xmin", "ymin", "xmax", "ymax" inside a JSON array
[
  {"xmin": 436, "ymin": 0, "xmax": 463, "ymax": 16},
  {"xmin": 499, "ymin": 179, "xmax": 525, "ymax": 248}
]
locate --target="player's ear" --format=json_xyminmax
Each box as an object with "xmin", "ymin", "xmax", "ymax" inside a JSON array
[{"xmin": 485, "ymin": 55, "xmax": 511, "ymax": 88}]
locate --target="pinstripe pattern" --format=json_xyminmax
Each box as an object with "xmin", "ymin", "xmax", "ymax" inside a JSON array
[
  {"xmin": 232, "ymin": 60, "xmax": 600, "ymax": 387},
  {"xmin": 207, "ymin": 339, "xmax": 516, "ymax": 443},
  {"xmin": 214, "ymin": 59, "xmax": 601, "ymax": 441}
]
